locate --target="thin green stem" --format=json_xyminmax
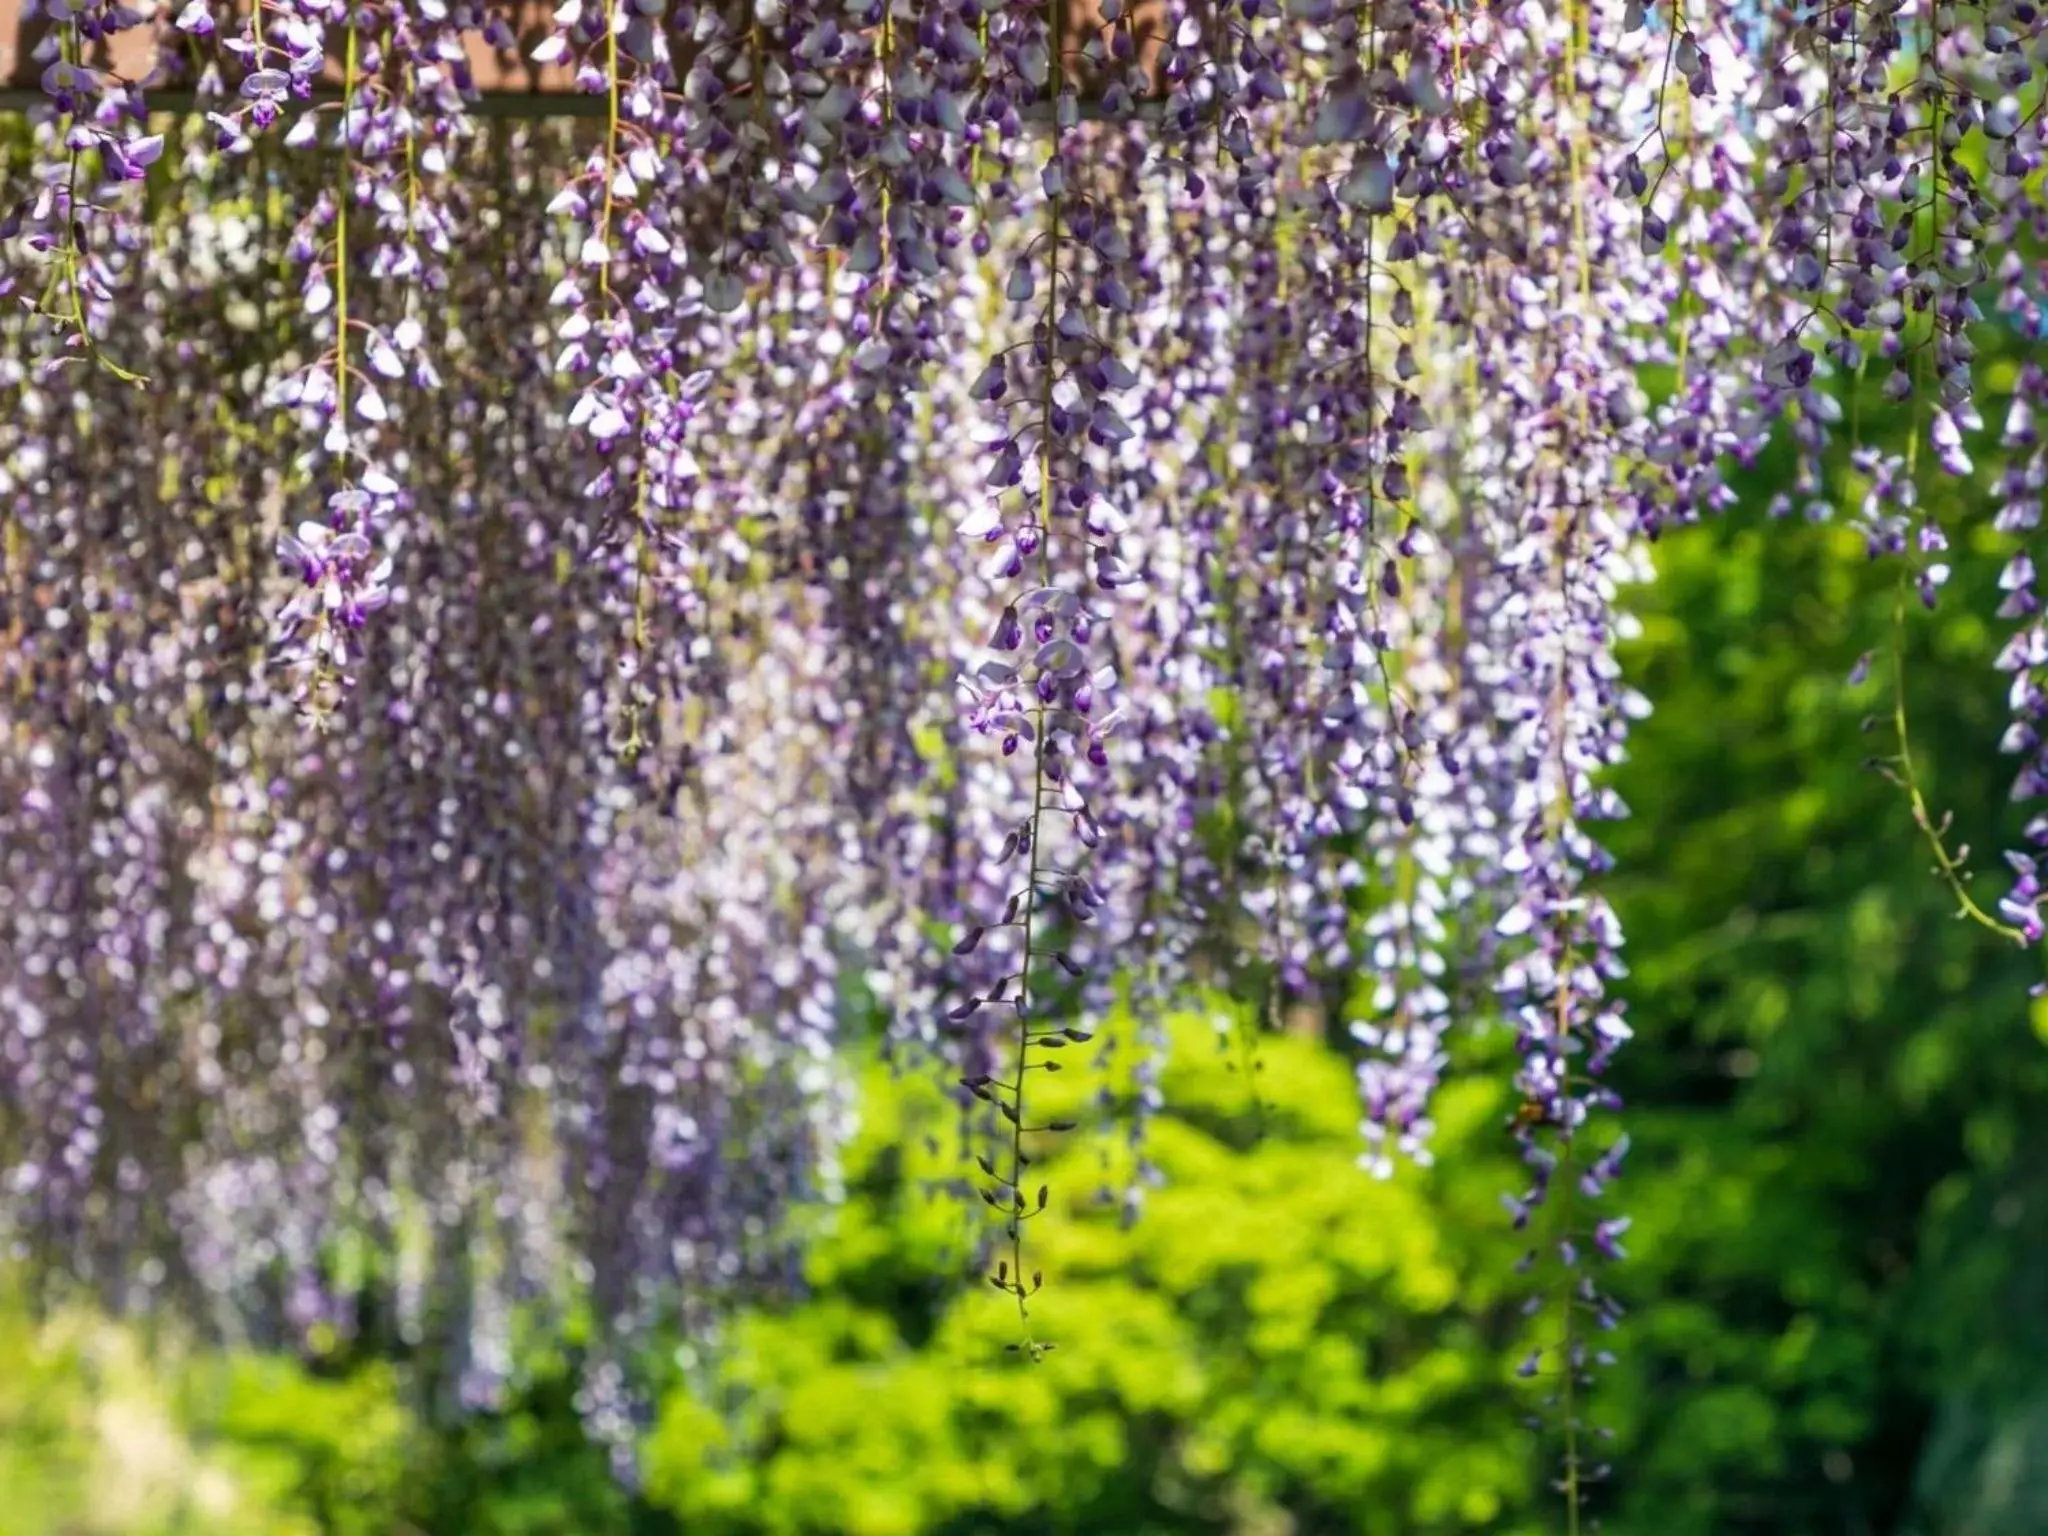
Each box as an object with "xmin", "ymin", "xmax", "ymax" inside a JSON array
[
  {"xmin": 1889, "ymin": 579, "xmax": 2030, "ymax": 944},
  {"xmin": 598, "ymin": 0, "xmax": 621, "ymax": 310},
  {"xmin": 1000, "ymin": 4, "xmax": 1067, "ymax": 1357},
  {"xmin": 337, "ymin": 16, "xmax": 357, "ymax": 430}
]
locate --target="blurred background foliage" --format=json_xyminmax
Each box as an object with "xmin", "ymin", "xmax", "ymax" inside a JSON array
[{"xmin": 6, "ymin": 394, "xmax": 2048, "ymax": 1535}]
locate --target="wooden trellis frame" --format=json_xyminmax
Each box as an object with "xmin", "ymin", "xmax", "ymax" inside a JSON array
[
  {"xmin": 0, "ymin": 0, "xmax": 593, "ymax": 115},
  {"xmin": 0, "ymin": 0, "xmax": 1166, "ymax": 118}
]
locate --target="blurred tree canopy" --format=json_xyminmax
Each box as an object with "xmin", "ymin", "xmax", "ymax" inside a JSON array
[{"xmin": 5, "ymin": 396, "xmax": 2048, "ymax": 1536}]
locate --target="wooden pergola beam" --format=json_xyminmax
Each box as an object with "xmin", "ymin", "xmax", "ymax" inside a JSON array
[{"xmin": 0, "ymin": 0, "xmax": 1168, "ymax": 112}]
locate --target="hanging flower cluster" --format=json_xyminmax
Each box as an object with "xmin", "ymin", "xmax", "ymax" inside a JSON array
[{"xmin": 7, "ymin": 0, "xmax": 2048, "ymax": 1513}]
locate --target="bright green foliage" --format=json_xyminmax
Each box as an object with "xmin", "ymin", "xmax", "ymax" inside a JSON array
[
  {"xmin": 643, "ymin": 1013, "xmax": 1537, "ymax": 1536},
  {"xmin": 172, "ymin": 1355, "xmax": 414, "ymax": 1536},
  {"xmin": 0, "ymin": 1299, "xmax": 654, "ymax": 1536},
  {"xmin": 0, "ymin": 1300, "xmax": 337, "ymax": 1536}
]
